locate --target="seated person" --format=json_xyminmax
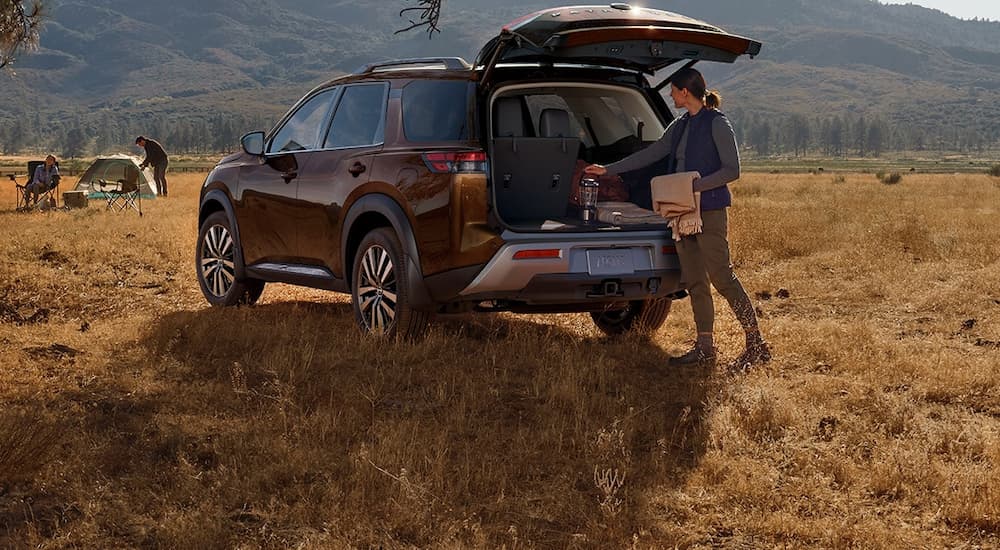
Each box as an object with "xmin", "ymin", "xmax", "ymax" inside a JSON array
[{"xmin": 24, "ymin": 155, "xmax": 60, "ymax": 205}]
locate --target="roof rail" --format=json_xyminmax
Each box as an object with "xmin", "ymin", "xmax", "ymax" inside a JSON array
[{"xmin": 355, "ymin": 57, "xmax": 471, "ymax": 74}]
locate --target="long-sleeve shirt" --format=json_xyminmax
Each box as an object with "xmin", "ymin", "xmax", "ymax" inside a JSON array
[
  {"xmin": 140, "ymin": 139, "xmax": 169, "ymax": 168},
  {"xmin": 31, "ymin": 163, "xmax": 59, "ymax": 187},
  {"xmin": 605, "ymin": 109, "xmax": 740, "ymax": 194}
]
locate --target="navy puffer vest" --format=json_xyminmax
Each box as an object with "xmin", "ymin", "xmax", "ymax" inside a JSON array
[{"xmin": 670, "ymin": 109, "xmax": 732, "ymax": 211}]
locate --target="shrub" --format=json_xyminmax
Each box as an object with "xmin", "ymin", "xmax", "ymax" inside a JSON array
[
  {"xmin": 988, "ymin": 164, "xmax": 1000, "ymax": 177},
  {"xmin": 832, "ymin": 175, "xmax": 846, "ymax": 184},
  {"xmin": 875, "ymin": 171, "xmax": 886, "ymax": 180}
]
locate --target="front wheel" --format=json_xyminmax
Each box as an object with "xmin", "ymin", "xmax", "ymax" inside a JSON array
[
  {"xmin": 590, "ymin": 298, "xmax": 671, "ymax": 337},
  {"xmin": 196, "ymin": 211, "xmax": 265, "ymax": 306},
  {"xmin": 351, "ymin": 227, "xmax": 430, "ymax": 339}
]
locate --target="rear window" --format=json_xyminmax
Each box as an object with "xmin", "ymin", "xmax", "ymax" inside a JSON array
[{"xmin": 402, "ymin": 80, "xmax": 471, "ymax": 141}]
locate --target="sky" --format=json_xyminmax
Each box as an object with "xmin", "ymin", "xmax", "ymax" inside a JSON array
[{"xmin": 881, "ymin": 0, "xmax": 1000, "ymax": 21}]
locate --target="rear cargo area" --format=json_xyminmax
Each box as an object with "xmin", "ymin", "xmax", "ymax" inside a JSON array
[{"xmin": 488, "ymin": 83, "xmax": 672, "ymax": 232}]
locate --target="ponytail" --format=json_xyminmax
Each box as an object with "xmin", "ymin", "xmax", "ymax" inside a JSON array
[{"xmin": 705, "ymin": 90, "xmax": 723, "ymax": 109}]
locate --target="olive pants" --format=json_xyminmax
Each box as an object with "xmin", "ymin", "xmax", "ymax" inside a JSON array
[{"xmin": 675, "ymin": 208, "xmax": 758, "ymax": 335}]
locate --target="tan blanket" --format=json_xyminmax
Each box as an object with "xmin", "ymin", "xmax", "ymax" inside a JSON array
[{"xmin": 650, "ymin": 171, "xmax": 702, "ymax": 241}]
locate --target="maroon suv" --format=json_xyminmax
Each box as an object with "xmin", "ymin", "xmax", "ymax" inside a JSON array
[{"xmin": 196, "ymin": 4, "xmax": 761, "ymax": 338}]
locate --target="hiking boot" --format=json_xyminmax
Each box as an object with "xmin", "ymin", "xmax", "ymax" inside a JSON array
[
  {"xmin": 668, "ymin": 345, "xmax": 717, "ymax": 367},
  {"xmin": 729, "ymin": 341, "xmax": 772, "ymax": 373}
]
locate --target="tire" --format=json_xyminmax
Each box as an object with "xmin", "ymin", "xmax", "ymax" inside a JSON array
[
  {"xmin": 351, "ymin": 227, "xmax": 430, "ymax": 339},
  {"xmin": 590, "ymin": 298, "xmax": 672, "ymax": 337},
  {"xmin": 196, "ymin": 211, "xmax": 265, "ymax": 307}
]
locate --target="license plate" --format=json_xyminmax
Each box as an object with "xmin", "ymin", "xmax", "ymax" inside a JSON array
[{"xmin": 587, "ymin": 249, "xmax": 635, "ymax": 276}]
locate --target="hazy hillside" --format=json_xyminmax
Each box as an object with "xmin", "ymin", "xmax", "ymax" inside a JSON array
[{"xmin": 1, "ymin": 0, "xmax": 999, "ymax": 153}]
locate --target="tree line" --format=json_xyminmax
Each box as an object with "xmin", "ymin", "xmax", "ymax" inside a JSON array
[
  {"xmin": 0, "ymin": 112, "xmax": 272, "ymax": 158},
  {"xmin": 728, "ymin": 109, "xmax": 999, "ymax": 157},
  {"xmin": 2, "ymin": 109, "xmax": 999, "ymax": 159}
]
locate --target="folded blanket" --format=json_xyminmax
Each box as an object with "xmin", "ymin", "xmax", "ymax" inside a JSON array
[
  {"xmin": 650, "ymin": 171, "xmax": 702, "ymax": 241},
  {"xmin": 667, "ymin": 192, "xmax": 702, "ymax": 241},
  {"xmin": 595, "ymin": 201, "xmax": 665, "ymax": 226}
]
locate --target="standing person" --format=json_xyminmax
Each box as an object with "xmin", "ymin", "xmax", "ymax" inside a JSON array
[
  {"xmin": 136, "ymin": 136, "xmax": 169, "ymax": 196},
  {"xmin": 583, "ymin": 68, "xmax": 770, "ymax": 370},
  {"xmin": 24, "ymin": 154, "xmax": 59, "ymax": 206}
]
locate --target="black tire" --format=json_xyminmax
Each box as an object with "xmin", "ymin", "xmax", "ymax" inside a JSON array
[
  {"xmin": 196, "ymin": 211, "xmax": 265, "ymax": 306},
  {"xmin": 351, "ymin": 227, "xmax": 430, "ymax": 339},
  {"xmin": 590, "ymin": 298, "xmax": 672, "ymax": 337}
]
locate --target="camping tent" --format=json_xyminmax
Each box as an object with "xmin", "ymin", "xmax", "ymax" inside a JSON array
[{"xmin": 74, "ymin": 155, "xmax": 158, "ymax": 198}]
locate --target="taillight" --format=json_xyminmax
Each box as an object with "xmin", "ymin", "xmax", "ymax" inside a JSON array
[
  {"xmin": 662, "ymin": 245, "xmax": 677, "ymax": 255},
  {"xmin": 513, "ymin": 249, "xmax": 562, "ymax": 260},
  {"xmin": 422, "ymin": 151, "xmax": 487, "ymax": 174}
]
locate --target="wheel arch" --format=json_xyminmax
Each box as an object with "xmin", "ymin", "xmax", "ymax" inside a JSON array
[
  {"xmin": 199, "ymin": 190, "xmax": 247, "ymax": 279},
  {"xmin": 341, "ymin": 194, "xmax": 433, "ymax": 309}
]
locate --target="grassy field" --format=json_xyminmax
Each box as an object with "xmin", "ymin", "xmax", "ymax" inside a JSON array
[{"xmin": 1, "ymin": 171, "xmax": 998, "ymax": 548}]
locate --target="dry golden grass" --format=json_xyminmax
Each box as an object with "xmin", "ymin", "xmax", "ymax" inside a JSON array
[{"xmin": 1, "ymin": 172, "xmax": 998, "ymax": 548}]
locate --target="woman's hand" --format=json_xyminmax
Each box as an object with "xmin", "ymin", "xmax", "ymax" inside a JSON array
[{"xmin": 583, "ymin": 164, "xmax": 607, "ymax": 176}]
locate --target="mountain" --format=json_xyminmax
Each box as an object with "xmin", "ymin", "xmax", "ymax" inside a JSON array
[{"xmin": 1, "ymin": 0, "xmax": 999, "ymax": 154}]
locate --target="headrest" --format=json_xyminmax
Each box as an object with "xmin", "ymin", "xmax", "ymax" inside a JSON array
[
  {"xmin": 539, "ymin": 108, "xmax": 571, "ymax": 138},
  {"xmin": 494, "ymin": 97, "xmax": 526, "ymax": 137}
]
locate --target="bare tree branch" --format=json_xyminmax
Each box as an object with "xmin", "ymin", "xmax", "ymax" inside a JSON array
[
  {"xmin": 394, "ymin": 0, "xmax": 442, "ymax": 38},
  {"xmin": 1, "ymin": 0, "xmax": 44, "ymax": 70}
]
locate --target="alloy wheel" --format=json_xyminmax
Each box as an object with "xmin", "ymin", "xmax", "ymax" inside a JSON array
[
  {"xmin": 357, "ymin": 244, "xmax": 398, "ymax": 333},
  {"xmin": 200, "ymin": 224, "xmax": 236, "ymax": 298}
]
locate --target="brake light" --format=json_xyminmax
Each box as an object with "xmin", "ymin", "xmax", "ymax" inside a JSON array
[
  {"xmin": 422, "ymin": 151, "xmax": 487, "ymax": 174},
  {"xmin": 513, "ymin": 249, "xmax": 562, "ymax": 260}
]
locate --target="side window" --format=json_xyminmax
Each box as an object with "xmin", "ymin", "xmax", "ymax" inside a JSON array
[
  {"xmin": 402, "ymin": 80, "xmax": 470, "ymax": 141},
  {"xmin": 523, "ymin": 94, "xmax": 592, "ymax": 147},
  {"xmin": 269, "ymin": 88, "xmax": 338, "ymax": 153},
  {"xmin": 601, "ymin": 96, "xmax": 638, "ymax": 141},
  {"xmin": 324, "ymin": 84, "xmax": 388, "ymax": 149}
]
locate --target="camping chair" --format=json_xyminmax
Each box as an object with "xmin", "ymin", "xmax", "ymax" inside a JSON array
[
  {"xmin": 9, "ymin": 173, "xmax": 29, "ymax": 211},
  {"xmin": 10, "ymin": 160, "xmax": 59, "ymax": 211},
  {"xmin": 95, "ymin": 177, "xmax": 142, "ymax": 216}
]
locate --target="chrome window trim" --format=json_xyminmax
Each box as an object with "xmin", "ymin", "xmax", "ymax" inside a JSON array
[{"xmin": 264, "ymin": 82, "xmax": 390, "ymax": 156}]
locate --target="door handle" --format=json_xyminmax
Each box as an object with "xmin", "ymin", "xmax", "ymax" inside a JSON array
[
  {"xmin": 349, "ymin": 162, "xmax": 367, "ymax": 177},
  {"xmin": 282, "ymin": 172, "xmax": 296, "ymax": 183}
]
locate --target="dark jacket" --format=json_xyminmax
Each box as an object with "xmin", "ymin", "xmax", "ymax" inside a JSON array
[{"xmin": 141, "ymin": 139, "xmax": 169, "ymax": 168}]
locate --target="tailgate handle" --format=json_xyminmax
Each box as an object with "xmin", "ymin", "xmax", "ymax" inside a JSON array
[
  {"xmin": 551, "ymin": 173, "xmax": 560, "ymax": 189},
  {"xmin": 503, "ymin": 173, "xmax": 512, "ymax": 189}
]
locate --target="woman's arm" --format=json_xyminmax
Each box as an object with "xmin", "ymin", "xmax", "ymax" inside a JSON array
[
  {"xmin": 603, "ymin": 120, "xmax": 677, "ymax": 175},
  {"xmin": 692, "ymin": 115, "xmax": 740, "ymax": 192}
]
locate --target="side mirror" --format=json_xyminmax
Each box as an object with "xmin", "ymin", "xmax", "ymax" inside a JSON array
[{"xmin": 241, "ymin": 131, "xmax": 265, "ymax": 156}]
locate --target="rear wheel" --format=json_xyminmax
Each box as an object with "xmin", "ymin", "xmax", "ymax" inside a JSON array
[
  {"xmin": 196, "ymin": 211, "xmax": 264, "ymax": 306},
  {"xmin": 590, "ymin": 298, "xmax": 671, "ymax": 336},
  {"xmin": 351, "ymin": 227, "xmax": 430, "ymax": 339}
]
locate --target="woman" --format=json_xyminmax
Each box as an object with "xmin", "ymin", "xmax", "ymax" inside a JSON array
[
  {"xmin": 25, "ymin": 154, "xmax": 59, "ymax": 206},
  {"xmin": 583, "ymin": 68, "xmax": 770, "ymax": 370}
]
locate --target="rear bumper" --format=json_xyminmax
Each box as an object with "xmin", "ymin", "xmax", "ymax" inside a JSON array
[
  {"xmin": 461, "ymin": 270, "xmax": 681, "ymax": 304},
  {"xmin": 457, "ymin": 230, "xmax": 681, "ymax": 303}
]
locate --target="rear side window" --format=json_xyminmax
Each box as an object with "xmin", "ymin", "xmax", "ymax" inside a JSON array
[
  {"xmin": 402, "ymin": 80, "xmax": 470, "ymax": 141},
  {"xmin": 325, "ymin": 83, "xmax": 388, "ymax": 149}
]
